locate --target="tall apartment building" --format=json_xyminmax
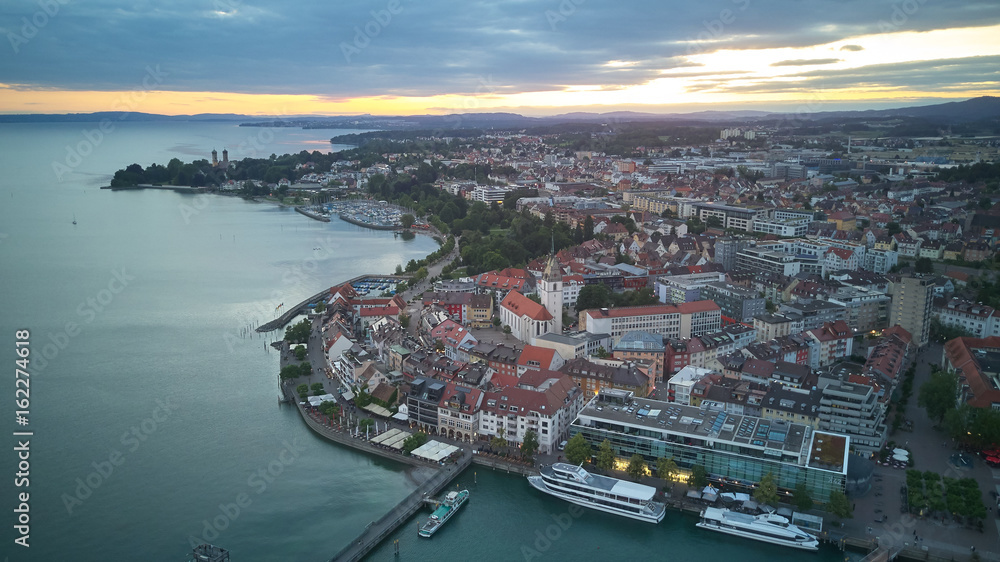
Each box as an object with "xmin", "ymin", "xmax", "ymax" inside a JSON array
[
  {"xmin": 714, "ymin": 237, "xmax": 751, "ymax": 271},
  {"xmin": 890, "ymin": 275, "xmax": 934, "ymax": 348},
  {"xmin": 817, "ymin": 382, "xmax": 887, "ymax": 455}
]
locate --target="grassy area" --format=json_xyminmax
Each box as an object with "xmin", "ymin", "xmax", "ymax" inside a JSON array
[{"xmin": 489, "ymin": 228, "xmax": 509, "ymax": 236}]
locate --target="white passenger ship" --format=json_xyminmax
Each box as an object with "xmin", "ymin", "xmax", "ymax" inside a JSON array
[
  {"xmin": 697, "ymin": 507, "xmax": 819, "ymax": 551},
  {"xmin": 527, "ymin": 463, "xmax": 666, "ymax": 523}
]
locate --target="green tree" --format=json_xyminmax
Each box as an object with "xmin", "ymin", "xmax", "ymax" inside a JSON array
[
  {"xmin": 563, "ymin": 433, "xmax": 592, "ymax": 465},
  {"xmin": 575, "ymin": 283, "xmax": 612, "ymax": 312},
  {"xmin": 657, "ymin": 456, "xmax": 678, "ymax": 482},
  {"xmin": 284, "ymin": 319, "xmax": 311, "ymax": 344},
  {"xmin": 886, "ymin": 222, "xmax": 902, "ymax": 236},
  {"xmin": 296, "ymin": 383, "xmax": 309, "ymax": 399},
  {"xmin": 793, "ymin": 482, "xmax": 814, "ymax": 512},
  {"xmin": 705, "ymin": 216, "xmax": 723, "ymax": 229},
  {"xmin": 399, "ymin": 313, "xmax": 410, "ymax": 329},
  {"xmin": 400, "ymin": 213, "xmax": 415, "ymax": 229},
  {"xmin": 354, "ymin": 391, "xmax": 372, "ymax": 408},
  {"xmin": 281, "ymin": 365, "xmax": 305, "ymax": 380},
  {"xmin": 753, "ymin": 471, "xmax": 779, "ymax": 507},
  {"xmin": 298, "ymin": 362, "xmax": 312, "ymax": 378},
  {"xmin": 490, "ymin": 436, "xmax": 507, "ymax": 451},
  {"xmin": 827, "ymin": 490, "xmax": 853, "ymax": 519},
  {"xmin": 521, "ymin": 430, "xmax": 539, "ymax": 459},
  {"xmin": 626, "ymin": 454, "xmax": 648, "ymax": 481},
  {"xmin": 915, "ymin": 256, "xmax": 934, "ymax": 273},
  {"xmin": 294, "ymin": 345, "xmax": 307, "ymax": 361},
  {"xmin": 596, "ymin": 439, "xmax": 615, "ymax": 471},
  {"xmin": 318, "ymin": 400, "xmax": 340, "ymax": 418},
  {"xmin": 314, "ymin": 300, "xmax": 326, "ymax": 313},
  {"xmin": 583, "ymin": 215, "xmax": 595, "ymax": 241},
  {"xmin": 918, "ymin": 369, "xmax": 959, "ymax": 424},
  {"xmin": 595, "ymin": 346, "xmax": 610, "ymax": 359},
  {"xmin": 310, "ymin": 382, "xmax": 325, "ymax": 395},
  {"xmin": 690, "ymin": 464, "xmax": 708, "ymax": 487},
  {"xmin": 402, "ymin": 431, "xmax": 428, "ymax": 454}
]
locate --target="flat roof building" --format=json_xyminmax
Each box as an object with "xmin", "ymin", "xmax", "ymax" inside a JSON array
[{"xmin": 570, "ymin": 390, "xmax": 848, "ymax": 502}]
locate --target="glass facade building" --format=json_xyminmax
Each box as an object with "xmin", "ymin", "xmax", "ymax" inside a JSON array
[{"xmin": 569, "ymin": 392, "xmax": 848, "ymax": 503}]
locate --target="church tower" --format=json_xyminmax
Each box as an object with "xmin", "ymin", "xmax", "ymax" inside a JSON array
[
  {"xmin": 540, "ymin": 238, "xmax": 563, "ymax": 334},
  {"xmin": 211, "ymin": 148, "xmax": 218, "ymax": 167}
]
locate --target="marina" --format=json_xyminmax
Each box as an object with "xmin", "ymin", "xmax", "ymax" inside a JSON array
[{"xmin": 527, "ymin": 463, "xmax": 666, "ymax": 523}]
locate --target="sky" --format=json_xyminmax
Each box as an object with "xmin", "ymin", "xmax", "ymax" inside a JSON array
[{"xmin": 1, "ymin": 0, "xmax": 999, "ymax": 116}]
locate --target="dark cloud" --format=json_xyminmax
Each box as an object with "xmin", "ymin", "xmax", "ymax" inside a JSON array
[
  {"xmin": 840, "ymin": 44, "xmax": 864, "ymax": 51},
  {"xmin": 0, "ymin": 0, "xmax": 997, "ymax": 101},
  {"xmin": 771, "ymin": 58, "xmax": 842, "ymax": 67}
]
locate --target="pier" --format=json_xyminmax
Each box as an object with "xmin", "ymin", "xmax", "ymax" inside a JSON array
[{"xmin": 329, "ymin": 450, "xmax": 472, "ymax": 562}]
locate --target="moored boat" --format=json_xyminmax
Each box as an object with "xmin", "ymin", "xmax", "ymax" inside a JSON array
[
  {"xmin": 418, "ymin": 489, "xmax": 470, "ymax": 538},
  {"xmin": 527, "ymin": 463, "xmax": 665, "ymax": 523},
  {"xmin": 696, "ymin": 506, "xmax": 819, "ymax": 551}
]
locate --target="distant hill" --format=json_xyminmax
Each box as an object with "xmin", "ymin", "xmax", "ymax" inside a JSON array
[
  {"xmin": 2, "ymin": 96, "xmax": 997, "ymax": 126},
  {"xmin": 0, "ymin": 112, "xmax": 300, "ymax": 123},
  {"xmin": 760, "ymin": 96, "xmax": 1000, "ymax": 123}
]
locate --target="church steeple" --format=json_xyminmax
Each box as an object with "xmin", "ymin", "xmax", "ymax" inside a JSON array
[{"xmin": 540, "ymin": 233, "xmax": 563, "ymax": 333}]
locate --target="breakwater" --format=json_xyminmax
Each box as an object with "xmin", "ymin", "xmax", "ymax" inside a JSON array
[
  {"xmin": 338, "ymin": 212, "xmax": 400, "ymax": 231},
  {"xmin": 256, "ymin": 288, "xmax": 330, "ymax": 332},
  {"xmin": 100, "ymin": 183, "xmax": 207, "ymax": 193},
  {"xmin": 295, "ymin": 206, "xmax": 331, "ymax": 222}
]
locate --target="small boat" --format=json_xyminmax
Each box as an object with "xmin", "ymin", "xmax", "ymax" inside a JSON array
[
  {"xmin": 696, "ymin": 507, "xmax": 819, "ymax": 551},
  {"xmin": 418, "ymin": 489, "xmax": 469, "ymax": 538},
  {"xmin": 72, "ymin": 214, "xmax": 77, "ymax": 225}
]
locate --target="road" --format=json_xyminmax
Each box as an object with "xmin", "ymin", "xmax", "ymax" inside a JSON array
[{"xmin": 842, "ymin": 343, "xmax": 1000, "ymax": 560}]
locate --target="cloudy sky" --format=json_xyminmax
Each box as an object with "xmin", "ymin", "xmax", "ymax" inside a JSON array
[{"xmin": 1, "ymin": 0, "xmax": 999, "ymax": 115}]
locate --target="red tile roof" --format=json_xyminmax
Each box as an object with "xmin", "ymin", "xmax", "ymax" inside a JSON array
[
  {"xmin": 501, "ymin": 291, "xmax": 553, "ymax": 321},
  {"xmin": 517, "ymin": 345, "xmax": 558, "ymax": 369}
]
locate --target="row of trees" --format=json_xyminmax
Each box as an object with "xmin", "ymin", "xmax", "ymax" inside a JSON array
[{"xmin": 296, "ymin": 382, "xmax": 326, "ymax": 399}]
